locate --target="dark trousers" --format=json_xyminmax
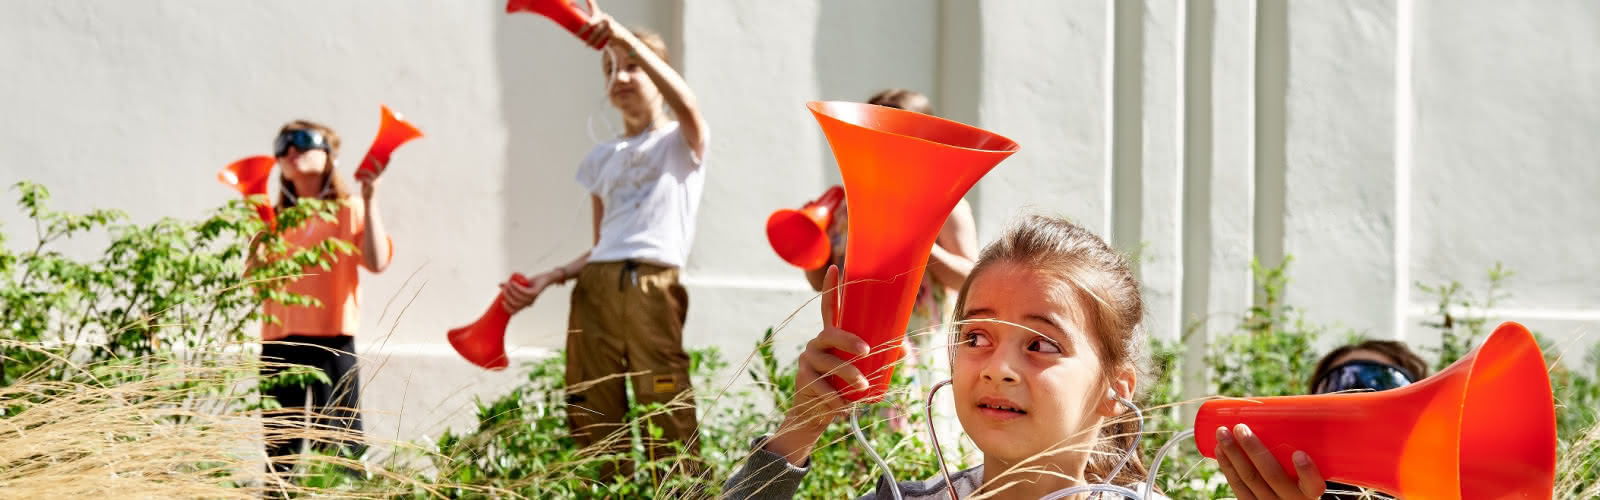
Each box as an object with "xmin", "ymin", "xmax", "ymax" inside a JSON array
[{"xmin": 260, "ymin": 334, "xmax": 364, "ymax": 475}]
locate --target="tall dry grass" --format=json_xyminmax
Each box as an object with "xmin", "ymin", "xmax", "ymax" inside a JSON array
[{"xmin": 0, "ymin": 341, "xmax": 454, "ymax": 499}]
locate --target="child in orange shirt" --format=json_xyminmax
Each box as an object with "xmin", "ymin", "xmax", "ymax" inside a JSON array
[{"xmin": 251, "ymin": 120, "xmax": 392, "ymax": 474}]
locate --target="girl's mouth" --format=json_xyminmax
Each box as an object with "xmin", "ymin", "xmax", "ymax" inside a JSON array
[{"xmin": 977, "ymin": 402, "xmax": 1027, "ymax": 414}]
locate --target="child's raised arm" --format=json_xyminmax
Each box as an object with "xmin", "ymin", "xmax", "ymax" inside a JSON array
[
  {"xmin": 763, "ymin": 266, "xmax": 871, "ymax": 466},
  {"xmin": 579, "ymin": 1, "xmax": 707, "ymax": 159}
]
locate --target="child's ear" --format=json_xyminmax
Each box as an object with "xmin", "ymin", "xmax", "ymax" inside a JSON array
[{"xmin": 1097, "ymin": 370, "xmax": 1137, "ymax": 417}]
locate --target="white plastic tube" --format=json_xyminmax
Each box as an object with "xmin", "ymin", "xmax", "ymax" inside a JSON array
[
  {"xmin": 851, "ymin": 407, "xmax": 903, "ymax": 500},
  {"xmin": 1142, "ymin": 428, "xmax": 1195, "ymax": 500},
  {"xmin": 1037, "ymin": 483, "xmax": 1143, "ymax": 500}
]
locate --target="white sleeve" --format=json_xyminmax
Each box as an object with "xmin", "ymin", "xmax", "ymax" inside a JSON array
[{"xmin": 575, "ymin": 151, "xmax": 601, "ymax": 194}]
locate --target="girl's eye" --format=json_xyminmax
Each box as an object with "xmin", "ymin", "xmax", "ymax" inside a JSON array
[
  {"xmin": 962, "ymin": 331, "xmax": 993, "ymax": 348},
  {"xmin": 1029, "ymin": 337, "xmax": 1063, "ymax": 354}
]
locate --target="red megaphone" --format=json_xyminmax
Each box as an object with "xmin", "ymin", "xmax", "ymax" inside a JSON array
[
  {"xmin": 766, "ymin": 185, "xmax": 845, "ymax": 270},
  {"xmin": 448, "ymin": 273, "xmax": 532, "ymax": 371},
  {"xmin": 218, "ymin": 155, "xmax": 277, "ymax": 228},
  {"xmin": 809, "ymin": 101, "xmax": 1018, "ymax": 402},
  {"xmin": 1194, "ymin": 321, "xmax": 1556, "ymax": 499},
  {"xmin": 506, "ymin": 0, "xmax": 592, "ymax": 39},
  {"xmin": 355, "ymin": 105, "xmax": 423, "ymax": 181}
]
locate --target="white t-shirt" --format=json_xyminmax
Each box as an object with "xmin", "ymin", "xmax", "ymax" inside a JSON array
[{"xmin": 576, "ymin": 121, "xmax": 706, "ymax": 268}]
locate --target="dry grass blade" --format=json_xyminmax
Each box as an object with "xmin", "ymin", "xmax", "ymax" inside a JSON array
[{"xmin": 0, "ymin": 343, "xmax": 456, "ymax": 500}]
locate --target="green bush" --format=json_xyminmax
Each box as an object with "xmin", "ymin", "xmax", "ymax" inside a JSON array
[
  {"xmin": 0, "ymin": 181, "xmax": 348, "ymax": 386},
  {"xmin": 0, "ymin": 181, "xmax": 373, "ymax": 495}
]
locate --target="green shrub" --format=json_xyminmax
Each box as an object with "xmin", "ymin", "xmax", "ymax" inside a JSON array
[{"xmin": 0, "ymin": 181, "xmax": 348, "ymax": 386}]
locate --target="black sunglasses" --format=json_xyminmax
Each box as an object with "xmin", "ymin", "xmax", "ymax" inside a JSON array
[
  {"xmin": 274, "ymin": 129, "xmax": 330, "ymax": 158},
  {"xmin": 1312, "ymin": 360, "xmax": 1417, "ymax": 395}
]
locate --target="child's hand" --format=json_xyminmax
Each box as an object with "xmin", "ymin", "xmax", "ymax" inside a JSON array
[
  {"xmin": 500, "ymin": 272, "xmax": 557, "ymax": 314},
  {"xmin": 244, "ymin": 231, "xmax": 270, "ymax": 274},
  {"xmin": 1215, "ymin": 424, "xmax": 1326, "ymax": 500},
  {"xmin": 576, "ymin": 0, "xmax": 619, "ymax": 51},
  {"xmin": 356, "ymin": 157, "xmax": 383, "ymax": 192},
  {"xmin": 357, "ymin": 170, "xmax": 379, "ymax": 202},
  {"xmin": 762, "ymin": 266, "xmax": 870, "ymax": 466}
]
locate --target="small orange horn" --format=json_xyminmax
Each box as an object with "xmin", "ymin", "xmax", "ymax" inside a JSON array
[
  {"xmin": 355, "ymin": 105, "xmax": 423, "ymax": 181},
  {"xmin": 218, "ymin": 155, "xmax": 277, "ymax": 228},
  {"xmin": 447, "ymin": 273, "xmax": 532, "ymax": 371},
  {"xmin": 505, "ymin": 0, "xmax": 592, "ymax": 39},
  {"xmin": 766, "ymin": 185, "xmax": 845, "ymax": 270}
]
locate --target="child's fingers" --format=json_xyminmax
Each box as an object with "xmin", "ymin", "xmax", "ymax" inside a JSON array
[
  {"xmin": 1291, "ymin": 451, "xmax": 1326, "ymax": 498},
  {"xmin": 1214, "ymin": 446, "xmax": 1258, "ymax": 500},
  {"xmin": 1217, "ymin": 426, "xmax": 1274, "ymax": 500},
  {"xmin": 810, "ymin": 327, "xmax": 868, "ymax": 358},
  {"xmin": 587, "ymin": 21, "xmax": 610, "ymax": 49},
  {"xmin": 819, "ymin": 265, "xmax": 840, "ymax": 325},
  {"xmin": 1235, "ymin": 424, "xmax": 1305, "ymax": 499},
  {"xmin": 501, "ymin": 282, "xmax": 534, "ymax": 308},
  {"xmin": 799, "ymin": 347, "xmax": 866, "ymax": 392}
]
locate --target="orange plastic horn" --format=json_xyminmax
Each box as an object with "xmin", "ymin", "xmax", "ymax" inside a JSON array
[
  {"xmin": 218, "ymin": 155, "xmax": 277, "ymax": 228},
  {"xmin": 766, "ymin": 185, "xmax": 845, "ymax": 270},
  {"xmin": 354, "ymin": 105, "xmax": 423, "ymax": 181},
  {"xmin": 1194, "ymin": 321, "xmax": 1556, "ymax": 499},
  {"xmin": 447, "ymin": 273, "xmax": 532, "ymax": 371},
  {"xmin": 808, "ymin": 101, "xmax": 1018, "ymax": 402},
  {"xmin": 506, "ymin": 0, "xmax": 591, "ymax": 38}
]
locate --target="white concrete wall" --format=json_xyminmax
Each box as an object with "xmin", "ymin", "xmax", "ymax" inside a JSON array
[
  {"xmin": 1405, "ymin": 0, "xmax": 1600, "ymax": 362},
  {"xmin": 2, "ymin": 0, "xmax": 1597, "ymax": 442}
]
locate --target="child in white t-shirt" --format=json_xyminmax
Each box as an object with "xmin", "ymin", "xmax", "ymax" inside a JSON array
[{"xmin": 499, "ymin": 1, "xmax": 708, "ymax": 481}]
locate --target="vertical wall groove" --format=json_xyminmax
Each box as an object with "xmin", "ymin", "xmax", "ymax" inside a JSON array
[
  {"xmin": 1253, "ymin": 0, "xmax": 1288, "ymax": 285},
  {"xmin": 1111, "ymin": 0, "xmax": 1145, "ymax": 260},
  {"xmin": 1179, "ymin": 0, "xmax": 1215, "ymax": 403}
]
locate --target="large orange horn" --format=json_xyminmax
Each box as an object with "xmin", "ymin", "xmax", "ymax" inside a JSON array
[
  {"xmin": 505, "ymin": 0, "xmax": 592, "ymax": 39},
  {"xmin": 354, "ymin": 105, "xmax": 423, "ymax": 181},
  {"xmin": 808, "ymin": 101, "xmax": 1018, "ymax": 402},
  {"xmin": 447, "ymin": 273, "xmax": 531, "ymax": 371},
  {"xmin": 766, "ymin": 185, "xmax": 845, "ymax": 270},
  {"xmin": 218, "ymin": 155, "xmax": 277, "ymax": 228},
  {"xmin": 1193, "ymin": 321, "xmax": 1557, "ymax": 499}
]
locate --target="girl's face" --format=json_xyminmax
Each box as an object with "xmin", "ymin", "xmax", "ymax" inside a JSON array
[
  {"xmin": 602, "ymin": 47, "xmax": 661, "ymax": 115},
  {"xmin": 951, "ymin": 262, "xmax": 1120, "ymax": 467},
  {"xmin": 277, "ymin": 145, "xmax": 328, "ymax": 184}
]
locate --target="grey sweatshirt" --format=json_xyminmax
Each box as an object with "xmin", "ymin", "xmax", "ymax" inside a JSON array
[{"xmin": 720, "ymin": 437, "xmax": 1167, "ymax": 500}]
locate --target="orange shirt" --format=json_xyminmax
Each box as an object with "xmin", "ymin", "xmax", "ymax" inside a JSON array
[{"xmin": 260, "ymin": 198, "xmax": 392, "ymax": 341}]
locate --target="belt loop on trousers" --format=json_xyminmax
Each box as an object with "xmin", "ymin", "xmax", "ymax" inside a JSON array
[{"xmin": 620, "ymin": 260, "xmax": 640, "ymax": 291}]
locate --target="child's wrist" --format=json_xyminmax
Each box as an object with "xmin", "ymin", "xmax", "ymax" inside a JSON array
[{"xmin": 779, "ymin": 408, "xmax": 832, "ymax": 436}]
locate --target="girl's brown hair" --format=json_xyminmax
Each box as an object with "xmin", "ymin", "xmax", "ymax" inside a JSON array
[
  {"xmin": 866, "ymin": 88, "xmax": 933, "ymax": 116},
  {"xmin": 602, "ymin": 26, "xmax": 671, "ymax": 74},
  {"xmin": 274, "ymin": 120, "xmax": 353, "ymax": 209},
  {"xmin": 1308, "ymin": 340, "xmax": 1430, "ymax": 393},
  {"xmin": 951, "ymin": 215, "xmax": 1152, "ymax": 485}
]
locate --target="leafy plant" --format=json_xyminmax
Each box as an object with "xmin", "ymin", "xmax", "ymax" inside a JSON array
[
  {"xmin": 0, "ymin": 181, "xmax": 349, "ymax": 385},
  {"xmin": 1141, "ymin": 257, "xmax": 1322, "ymax": 499}
]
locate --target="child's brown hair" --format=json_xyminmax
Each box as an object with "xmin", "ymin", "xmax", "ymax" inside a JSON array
[{"xmin": 866, "ymin": 88, "xmax": 933, "ymax": 115}]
